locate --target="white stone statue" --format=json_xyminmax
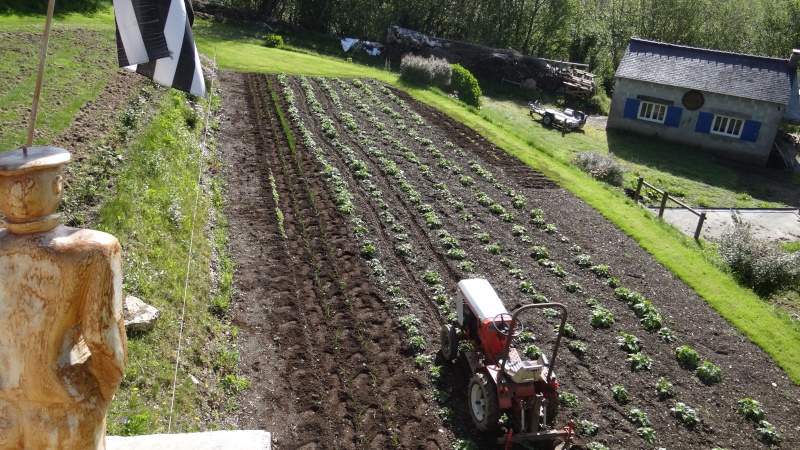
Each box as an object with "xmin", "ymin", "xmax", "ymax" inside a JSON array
[{"xmin": 0, "ymin": 146, "xmax": 127, "ymax": 450}]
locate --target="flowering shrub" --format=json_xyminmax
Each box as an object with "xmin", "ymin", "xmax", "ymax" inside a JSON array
[
  {"xmin": 572, "ymin": 151, "xmax": 626, "ymax": 186},
  {"xmin": 718, "ymin": 214, "xmax": 800, "ymax": 296},
  {"xmin": 400, "ymin": 54, "xmax": 452, "ymax": 88}
]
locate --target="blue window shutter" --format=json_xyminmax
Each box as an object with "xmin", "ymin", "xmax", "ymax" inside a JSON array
[
  {"xmin": 695, "ymin": 112, "xmax": 713, "ymax": 133},
  {"xmin": 623, "ymin": 98, "xmax": 640, "ymax": 119},
  {"xmin": 740, "ymin": 120, "xmax": 761, "ymax": 142},
  {"xmin": 664, "ymin": 106, "xmax": 682, "ymax": 127}
]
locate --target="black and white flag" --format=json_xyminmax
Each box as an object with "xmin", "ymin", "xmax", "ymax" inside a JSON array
[{"xmin": 114, "ymin": 0, "xmax": 206, "ymax": 97}]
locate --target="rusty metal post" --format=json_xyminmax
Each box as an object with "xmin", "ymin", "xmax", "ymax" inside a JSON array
[
  {"xmin": 634, "ymin": 177, "xmax": 643, "ymax": 203},
  {"xmin": 694, "ymin": 212, "xmax": 706, "ymax": 240},
  {"xmin": 658, "ymin": 191, "xmax": 669, "ymax": 217}
]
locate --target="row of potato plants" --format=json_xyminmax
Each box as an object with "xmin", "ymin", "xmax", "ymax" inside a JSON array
[{"xmin": 276, "ymin": 74, "xmax": 410, "ymax": 444}]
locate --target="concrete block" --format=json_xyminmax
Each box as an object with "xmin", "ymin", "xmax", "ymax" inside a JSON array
[{"xmin": 107, "ymin": 430, "xmax": 271, "ymax": 450}]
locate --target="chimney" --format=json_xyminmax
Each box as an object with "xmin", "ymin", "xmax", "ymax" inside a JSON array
[{"xmin": 790, "ymin": 49, "xmax": 800, "ymax": 68}]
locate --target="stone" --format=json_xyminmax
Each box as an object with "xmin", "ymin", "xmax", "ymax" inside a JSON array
[{"xmin": 123, "ymin": 295, "xmax": 160, "ymax": 332}]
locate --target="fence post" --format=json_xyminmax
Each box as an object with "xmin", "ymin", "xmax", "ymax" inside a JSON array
[
  {"xmin": 634, "ymin": 177, "xmax": 643, "ymax": 203},
  {"xmin": 658, "ymin": 191, "xmax": 669, "ymax": 217},
  {"xmin": 694, "ymin": 212, "xmax": 706, "ymax": 241}
]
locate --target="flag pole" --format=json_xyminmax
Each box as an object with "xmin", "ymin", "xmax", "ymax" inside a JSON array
[{"xmin": 25, "ymin": 0, "xmax": 57, "ymax": 155}]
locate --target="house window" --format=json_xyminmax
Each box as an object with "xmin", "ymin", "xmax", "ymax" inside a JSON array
[
  {"xmin": 711, "ymin": 115, "xmax": 743, "ymax": 138},
  {"xmin": 638, "ymin": 101, "xmax": 667, "ymax": 123}
]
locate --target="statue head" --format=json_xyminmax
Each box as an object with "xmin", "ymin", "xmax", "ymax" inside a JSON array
[{"xmin": 0, "ymin": 146, "xmax": 71, "ymax": 234}]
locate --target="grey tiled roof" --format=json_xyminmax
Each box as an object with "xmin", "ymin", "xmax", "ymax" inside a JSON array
[{"xmin": 616, "ymin": 38, "xmax": 795, "ymax": 105}]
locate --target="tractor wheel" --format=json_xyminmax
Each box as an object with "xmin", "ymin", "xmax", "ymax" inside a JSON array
[
  {"xmin": 542, "ymin": 114, "xmax": 553, "ymax": 126},
  {"xmin": 440, "ymin": 324, "xmax": 458, "ymax": 362},
  {"xmin": 468, "ymin": 372, "xmax": 501, "ymax": 432}
]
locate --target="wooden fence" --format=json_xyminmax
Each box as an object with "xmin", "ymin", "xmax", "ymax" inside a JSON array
[{"xmin": 633, "ymin": 177, "xmax": 707, "ymax": 240}]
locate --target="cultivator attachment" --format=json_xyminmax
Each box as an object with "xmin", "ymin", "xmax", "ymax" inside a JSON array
[{"xmin": 500, "ymin": 421, "xmax": 574, "ymax": 449}]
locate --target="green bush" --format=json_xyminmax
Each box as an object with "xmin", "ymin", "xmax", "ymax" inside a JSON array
[
  {"xmin": 450, "ymin": 64, "xmax": 482, "ymax": 107},
  {"xmin": 263, "ymin": 33, "xmax": 284, "ymax": 47},
  {"xmin": 400, "ymin": 54, "xmax": 452, "ymax": 88},
  {"xmin": 718, "ymin": 215, "xmax": 800, "ymax": 297},
  {"xmin": 589, "ymin": 89, "xmax": 611, "ymax": 115}
]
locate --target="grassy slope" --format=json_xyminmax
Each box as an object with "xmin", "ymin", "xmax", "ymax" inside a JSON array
[
  {"xmin": 193, "ymin": 24, "xmax": 800, "ymax": 383},
  {"xmin": 1, "ymin": 11, "xmax": 240, "ymax": 434}
]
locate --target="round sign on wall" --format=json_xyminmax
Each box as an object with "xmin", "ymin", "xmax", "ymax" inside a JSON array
[{"xmin": 682, "ymin": 90, "xmax": 705, "ymax": 110}]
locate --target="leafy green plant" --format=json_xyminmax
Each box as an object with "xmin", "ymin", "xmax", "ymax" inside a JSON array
[
  {"xmin": 431, "ymin": 388, "xmax": 449, "ymax": 403},
  {"xmin": 414, "ymin": 354, "xmax": 432, "ymax": 369},
  {"xmin": 675, "ymin": 345, "xmax": 700, "ymax": 369},
  {"xmin": 737, "ymin": 398, "xmax": 765, "ymax": 422},
  {"xmin": 575, "ymin": 254, "xmax": 593, "ymax": 267},
  {"xmin": 509, "ymin": 268, "xmax": 525, "ymax": 279},
  {"xmin": 453, "ymin": 439, "xmax": 479, "ymax": 450},
  {"xmin": 459, "ymin": 261, "xmax": 475, "ymax": 272},
  {"xmin": 405, "ymin": 336, "xmax": 426, "ymax": 354},
  {"xmin": 395, "ymin": 243, "xmax": 413, "ymax": 257},
  {"xmin": 423, "ymin": 270, "xmax": 442, "ymax": 285},
  {"xmin": 488, "ymin": 203, "xmax": 505, "ymax": 215},
  {"xmin": 518, "ymin": 281, "xmax": 534, "ymax": 294},
  {"xmin": 641, "ymin": 311, "xmax": 663, "ymax": 331},
  {"xmin": 485, "ymin": 243, "xmax": 503, "ymax": 254},
  {"xmin": 559, "ymin": 392, "xmax": 579, "ymax": 408},
  {"xmin": 611, "ymin": 385, "xmax": 629, "ymax": 404},
  {"xmin": 531, "ymin": 293, "xmax": 549, "ymax": 304},
  {"xmin": 628, "ymin": 408, "xmax": 651, "ymax": 427},
  {"xmin": 558, "ymin": 323, "xmax": 577, "ymax": 338},
  {"xmin": 606, "ymin": 276, "xmax": 621, "ymax": 288},
  {"xmin": 655, "ymin": 377, "xmax": 674, "ymax": 400},
  {"xmin": 360, "ymin": 241, "xmax": 376, "ymax": 259},
  {"xmin": 565, "ymin": 281, "xmax": 582, "ymax": 293},
  {"xmin": 568, "ymin": 340, "xmax": 587, "ymax": 356},
  {"xmin": 459, "ymin": 175, "xmax": 475, "ymax": 186},
  {"xmin": 517, "ymin": 331, "xmax": 536, "ymax": 343},
  {"xmin": 544, "ymin": 223, "xmax": 558, "ymax": 234},
  {"xmin": 524, "ymin": 344, "xmax": 542, "ymax": 359},
  {"xmin": 512, "ymin": 225, "xmax": 526, "ymax": 236},
  {"xmin": 628, "ymin": 352, "xmax": 653, "ymax": 371},
  {"xmin": 437, "ymin": 406, "xmax": 454, "ymax": 423},
  {"xmin": 590, "ymin": 307, "xmax": 614, "ymax": 328},
  {"xmin": 696, "ymin": 361, "xmax": 722, "ymax": 384},
  {"xmin": 586, "ymin": 443, "xmax": 609, "ymax": 450},
  {"xmin": 447, "ymin": 248, "xmax": 467, "ymax": 260},
  {"xmin": 756, "ymin": 420, "xmax": 781, "ymax": 445},
  {"xmin": 529, "ymin": 208, "xmax": 546, "ymax": 227},
  {"xmin": 616, "ymin": 332, "xmax": 641, "ymax": 353},
  {"xmin": 429, "ymin": 365, "xmax": 444, "ymax": 383},
  {"xmin": 542, "ymin": 308, "xmax": 559, "ymax": 319},
  {"xmin": 589, "ymin": 264, "xmax": 611, "ymax": 277},
  {"xmin": 636, "ymin": 426, "xmax": 656, "ymax": 444},
  {"xmin": 500, "ymin": 257, "xmax": 513, "ymax": 267},
  {"xmin": 658, "ymin": 327, "xmax": 676, "ymax": 343},
  {"xmin": 578, "ymin": 419, "xmax": 599, "ymax": 436},
  {"xmin": 670, "ymin": 402, "xmax": 701, "ymax": 428},
  {"xmin": 530, "ymin": 245, "xmax": 549, "ymax": 259}
]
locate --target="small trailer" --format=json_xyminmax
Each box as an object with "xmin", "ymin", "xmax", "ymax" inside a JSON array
[{"xmin": 529, "ymin": 102, "xmax": 588, "ymax": 132}]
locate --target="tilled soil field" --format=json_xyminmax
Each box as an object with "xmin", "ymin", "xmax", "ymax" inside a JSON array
[{"xmin": 218, "ymin": 71, "xmax": 800, "ymax": 449}]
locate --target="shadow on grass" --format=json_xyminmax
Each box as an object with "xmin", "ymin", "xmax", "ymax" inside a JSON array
[{"xmin": 607, "ymin": 129, "xmax": 800, "ymax": 206}]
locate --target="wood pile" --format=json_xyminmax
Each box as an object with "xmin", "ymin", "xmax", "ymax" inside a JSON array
[{"xmin": 384, "ymin": 25, "xmax": 595, "ymax": 97}]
